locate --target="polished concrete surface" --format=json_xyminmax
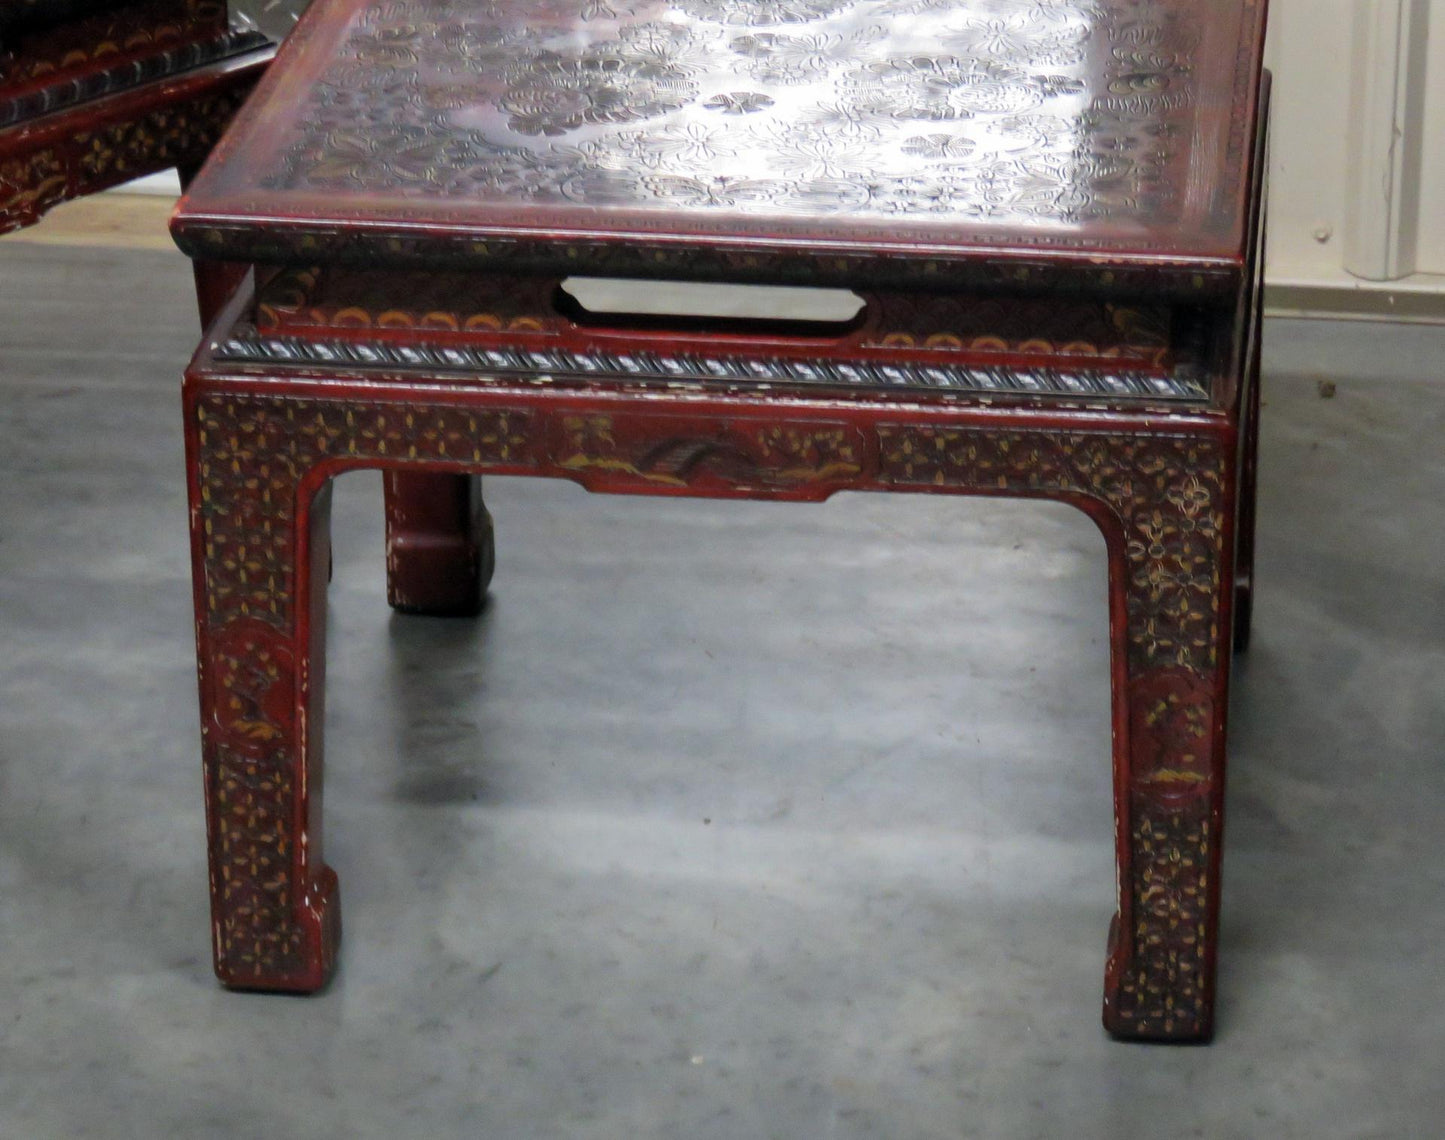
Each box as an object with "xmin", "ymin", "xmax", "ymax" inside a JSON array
[{"xmin": 1, "ymin": 242, "xmax": 1443, "ymax": 1138}]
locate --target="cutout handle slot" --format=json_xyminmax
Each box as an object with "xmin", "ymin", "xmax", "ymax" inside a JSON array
[{"xmin": 556, "ymin": 277, "xmax": 868, "ymax": 343}]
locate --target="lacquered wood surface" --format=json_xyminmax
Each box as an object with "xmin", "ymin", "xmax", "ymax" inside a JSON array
[{"xmin": 173, "ymin": 0, "xmax": 1267, "ymax": 293}]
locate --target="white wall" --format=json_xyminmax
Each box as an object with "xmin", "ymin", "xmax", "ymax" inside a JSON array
[
  {"xmin": 1416, "ymin": 3, "xmax": 1445, "ymax": 273},
  {"xmin": 1265, "ymin": 0, "xmax": 1444, "ymax": 319}
]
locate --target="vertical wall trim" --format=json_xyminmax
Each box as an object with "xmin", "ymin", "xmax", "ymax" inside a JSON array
[{"xmin": 1344, "ymin": 0, "xmax": 1429, "ymax": 281}]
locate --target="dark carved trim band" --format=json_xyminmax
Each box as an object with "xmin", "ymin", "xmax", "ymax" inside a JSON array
[
  {"xmin": 0, "ymin": 29, "xmax": 268, "ymax": 128},
  {"xmin": 212, "ymin": 327, "xmax": 1211, "ymax": 403}
]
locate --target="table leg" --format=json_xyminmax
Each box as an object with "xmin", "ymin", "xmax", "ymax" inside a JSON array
[
  {"xmin": 187, "ymin": 396, "xmax": 340, "ymax": 992},
  {"xmin": 1100, "ymin": 444, "xmax": 1236, "ymax": 1043},
  {"xmin": 876, "ymin": 424, "xmax": 1236, "ymax": 1039},
  {"xmin": 189, "ymin": 259, "xmax": 250, "ymax": 330},
  {"xmin": 178, "ymin": 160, "xmax": 249, "ymax": 330},
  {"xmin": 383, "ymin": 472, "xmax": 494, "ymax": 617}
]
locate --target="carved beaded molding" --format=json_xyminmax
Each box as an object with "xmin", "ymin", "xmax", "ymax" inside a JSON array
[
  {"xmin": 214, "ymin": 325, "xmax": 1210, "ymax": 402},
  {"xmin": 219, "ymin": 264, "xmax": 1209, "ymax": 402}
]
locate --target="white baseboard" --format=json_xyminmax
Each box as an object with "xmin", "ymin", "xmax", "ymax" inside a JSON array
[{"xmin": 1265, "ymin": 274, "xmax": 1445, "ymax": 324}]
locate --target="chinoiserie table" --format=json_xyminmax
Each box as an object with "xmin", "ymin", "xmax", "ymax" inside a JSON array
[
  {"xmin": 0, "ymin": 0, "xmax": 277, "ymax": 244},
  {"xmin": 171, "ymin": 0, "xmax": 1269, "ymax": 1043}
]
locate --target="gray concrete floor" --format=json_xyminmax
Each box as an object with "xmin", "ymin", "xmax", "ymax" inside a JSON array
[{"xmin": 0, "ymin": 242, "xmax": 1443, "ymax": 1139}]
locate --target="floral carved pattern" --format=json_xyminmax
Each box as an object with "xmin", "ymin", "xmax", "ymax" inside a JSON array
[
  {"xmin": 876, "ymin": 428, "xmax": 1226, "ymax": 673},
  {"xmin": 671, "ymin": 0, "xmax": 857, "ymax": 25},
  {"xmin": 76, "ymin": 91, "xmax": 248, "ymax": 179},
  {"xmin": 498, "ymin": 30, "xmax": 703, "ymax": 136},
  {"xmin": 204, "ymin": 620, "xmax": 314, "ymax": 982},
  {"xmin": 210, "ymin": 744, "xmax": 309, "ymax": 979},
  {"xmin": 194, "ymin": 395, "xmax": 533, "ymax": 981},
  {"xmin": 0, "ymin": 148, "xmax": 67, "ymax": 227},
  {"xmin": 256, "ymin": 0, "xmax": 1252, "ymax": 238},
  {"xmin": 208, "ymin": 619, "xmax": 297, "ymax": 758}
]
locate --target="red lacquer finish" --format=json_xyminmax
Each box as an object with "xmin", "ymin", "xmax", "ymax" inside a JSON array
[
  {"xmin": 175, "ymin": 0, "xmax": 1271, "ymax": 1043},
  {"xmin": 384, "ymin": 471, "xmax": 494, "ymax": 616}
]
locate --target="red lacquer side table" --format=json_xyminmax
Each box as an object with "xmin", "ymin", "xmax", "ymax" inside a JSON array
[
  {"xmin": 0, "ymin": 1, "xmax": 276, "ymax": 235},
  {"xmin": 0, "ymin": 0, "xmax": 284, "ymax": 335},
  {"xmin": 172, "ymin": 0, "xmax": 1270, "ymax": 1043}
]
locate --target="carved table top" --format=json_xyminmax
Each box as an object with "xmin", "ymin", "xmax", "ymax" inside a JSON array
[{"xmin": 174, "ymin": 0, "xmax": 1267, "ymax": 295}]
